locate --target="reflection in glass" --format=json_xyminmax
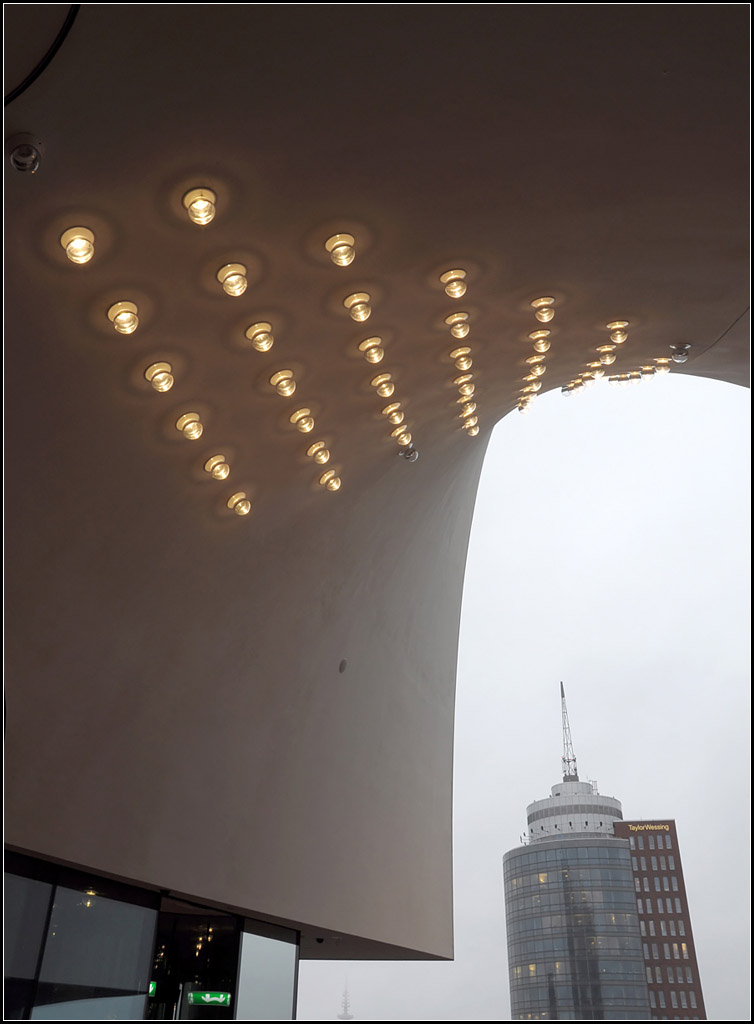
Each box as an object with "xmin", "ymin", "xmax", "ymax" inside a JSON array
[{"xmin": 234, "ymin": 925, "xmax": 298, "ymax": 1020}]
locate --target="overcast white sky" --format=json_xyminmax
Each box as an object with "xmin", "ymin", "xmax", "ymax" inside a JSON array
[{"xmin": 297, "ymin": 372, "xmax": 751, "ymax": 1022}]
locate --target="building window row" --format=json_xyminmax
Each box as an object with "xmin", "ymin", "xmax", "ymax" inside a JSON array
[{"xmin": 630, "ymin": 833, "xmax": 673, "ymax": 852}]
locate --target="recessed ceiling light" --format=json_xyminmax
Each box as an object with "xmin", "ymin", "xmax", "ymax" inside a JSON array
[
  {"xmin": 290, "ymin": 408, "xmax": 315, "ymax": 433},
  {"xmin": 245, "ymin": 322, "xmax": 274, "ymax": 352},
  {"xmin": 270, "ymin": 369, "xmax": 296, "ymax": 396},
  {"xmin": 182, "ymin": 187, "xmax": 216, "ymax": 225},
  {"xmin": 227, "ymin": 491, "xmax": 251, "ymax": 516},
  {"xmin": 60, "ymin": 227, "xmax": 94, "ymax": 264},
  {"xmin": 107, "ymin": 301, "xmax": 139, "ymax": 334},
  {"xmin": 306, "ymin": 441, "xmax": 330, "ymax": 465},
  {"xmin": 325, "ymin": 233, "xmax": 356, "ymax": 266},
  {"xmin": 344, "ymin": 292, "xmax": 371, "ymax": 322},
  {"xmin": 445, "ymin": 312, "xmax": 470, "ymax": 339},
  {"xmin": 144, "ymin": 362, "xmax": 174, "ymax": 392},
  {"xmin": 530, "ymin": 297, "xmax": 555, "ymax": 322},
  {"xmin": 371, "ymin": 373, "xmax": 394, "ymax": 398},
  {"xmin": 204, "ymin": 454, "xmax": 230, "ymax": 480},
  {"xmin": 217, "ymin": 263, "xmax": 247, "ymax": 297},
  {"xmin": 358, "ymin": 337, "xmax": 384, "ymax": 364},
  {"xmin": 440, "ymin": 269, "xmax": 467, "ymax": 298},
  {"xmin": 176, "ymin": 412, "xmax": 203, "ymax": 440}
]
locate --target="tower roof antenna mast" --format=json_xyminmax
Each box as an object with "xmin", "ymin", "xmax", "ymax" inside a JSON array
[{"xmin": 560, "ymin": 682, "xmax": 579, "ymax": 782}]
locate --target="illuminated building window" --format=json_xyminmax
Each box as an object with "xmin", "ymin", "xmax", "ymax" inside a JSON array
[
  {"xmin": 673, "ymin": 943, "xmax": 680, "ymax": 959},
  {"xmin": 528, "ymin": 964, "xmax": 536, "ymax": 975},
  {"xmin": 635, "ymin": 879, "xmax": 641, "ymax": 893},
  {"xmin": 538, "ymin": 873, "xmax": 548, "ymax": 884},
  {"xmin": 681, "ymin": 943, "xmax": 689, "ymax": 959}
]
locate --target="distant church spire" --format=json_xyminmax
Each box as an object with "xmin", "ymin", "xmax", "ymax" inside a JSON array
[
  {"xmin": 337, "ymin": 984, "xmax": 354, "ymax": 1020},
  {"xmin": 560, "ymin": 682, "xmax": 579, "ymax": 782}
]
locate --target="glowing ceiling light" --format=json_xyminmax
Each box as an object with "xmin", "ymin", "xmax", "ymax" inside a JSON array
[
  {"xmin": 530, "ymin": 296, "xmax": 555, "ymax": 322},
  {"xmin": 463, "ymin": 415, "xmax": 478, "ymax": 428},
  {"xmin": 529, "ymin": 363, "xmax": 546, "ymax": 377},
  {"xmin": 182, "ymin": 187, "xmax": 216, "ymax": 225},
  {"xmin": 344, "ymin": 292, "xmax": 371, "ymax": 322},
  {"xmin": 654, "ymin": 358, "xmax": 671, "ymax": 374},
  {"xmin": 445, "ymin": 312, "xmax": 470, "ymax": 339},
  {"xmin": 440, "ymin": 269, "xmax": 467, "ymax": 298},
  {"xmin": 290, "ymin": 408, "xmax": 315, "ymax": 433},
  {"xmin": 597, "ymin": 346, "xmax": 617, "ymax": 365},
  {"xmin": 358, "ymin": 337, "xmax": 384, "ymax": 364},
  {"xmin": 60, "ymin": 226, "xmax": 94, "ymax": 264},
  {"xmin": 204, "ymin": 454, "xmax": 230, "ymax": 480},
  {"xmin": 270, "ymin": 369, "xmax": 296, "ymax": 396},
  {"xmin": 245, "ymin": 322, "xmax": 274, "ymax": 352},
  {"xmin": 217, "ymin": 263, "xmax": 247, "ymax": 297},
  {"xmin": 587, "ymin": 362, "xmax": 605, "ymax": 378},
  {"xmin": 458, "ymin": 382, "xmax": 475, "ymax": 397},
  {"xmin": 526, "ymin": 354, "xmax": 546, "ymax": 366},
  {"xmin": 454, "ymin": 373, "xmax": 474, "ymax": 387},
  {"xmin": 371, "ymin": 373, "xmax": 394, "ymax": 398},
  {"xmin": 325, "ymin": 233, "xmax": 355, "ymax": 266},
  {"xmin": 522, "ymin": 381, "xmax": 542, "ymax": 393},
  {"xmin": 107, "ymin": 301, "xmax": 139, "ymax": 334},
  {"xmin": 382, "ymin": 402, "xmax": 404, "ymax": 425},
  {"xmin": 450, "ymin": 346, "xmax": 472, "ymax": 371},
  {"xmin": 529, "ymin": 330, "xmax": 551, "ymax": 353},
  {"xmin": 144, "ymin": 362, "xmax": 174, "ymax": 392},
  {"xmin": 393, "ymin": 428, "xmax": 412, "ymax": 445},
  {"xmin": 319, "ymin": 469, "xmax": 341, "ymax": 491},
  {"xmin": 466, "ymin": 424, "xmax": 480, "ymax": 435},
  {"xmin": 176, "ymin": 412, "xmax": 203, "ymax": 440},
  {"xmin": 606, "ymin": 320, "xmax": 629, "ymax": 344},
  {"xmin": 629, "ymin": 371, "xmax": 642, "ymax": 384},
  {"xmin": 640, "ymin": 365, "xmax": 656, "ymax": 379},
  {"xmin": 460, "ymin": 403, "xmax": 477, "ymax": 418},
  {"xmin": 306, "ymin": 441, "xmax": 330, "ymax": 464},
  {"xmin": 227, "ymin": 491, "xmax": 251, "ymax": 516}
]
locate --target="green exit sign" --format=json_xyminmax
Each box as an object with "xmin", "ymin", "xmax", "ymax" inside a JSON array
[
  {"xmin": 148, "ymin": 981, "xmax": 157, "ymax": 997},
  {"xmin": 187, "ymin": 991, "xmax": 232, "ymax": 1007}
]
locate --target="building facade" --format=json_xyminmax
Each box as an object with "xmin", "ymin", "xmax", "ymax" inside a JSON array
[
  {"xmin": 504, "ymin": 783, "xmax": 651, "ymax": 1020},
  {"xmin": 615, "ymin": 821, "xmax": 707, "ymax": 1020},
  {"xmin": 503, "ymin": 689, "xmax": 706, "ymax": 1021}
]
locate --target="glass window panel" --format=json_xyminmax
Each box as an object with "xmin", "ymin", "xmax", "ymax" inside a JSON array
[
  {"xmin": 663, "ymin": 943, "xmax": 671, "ymax": 959},
  {"xmin": 654, "ymin": 877, "xmax": 661, "ymax": 891},
  {"xmin": 666, "ymin": 835, "xmax": 672, "ymax": 849},
  {"xmin": 674, "ymin": 899, "xmax": 681, "ymax": 913},
  {"xmin": 646, "ymin": 898, "xmax": 652, "ymax": 913},
  {"xmin": 663, "ymin": 877, "xmax": 670, "ymax": 891},
  {"xmin": 649, "ymin": 921, "xmax": 655, "ymax": 936},
  {"xmin": 32, "ymin": 886, "xmax": 156, "ymax": 1020},
  {"xmin": 676, "ymin": 967, "xmax": 683, "ymax": 983},
  {"xmin": 667, "ymin": 966, "xmax": 673, "ymax": 983},
  {"xmin": 689, "ymin": 992, "xmax": 697, "ymax": 1008},
  {"xmin": 668, "ymin": 856, "xmax": 675, "ymax": 870},
  {"xmin": 640, "ymin": 857, "xmax": 647, "ymax": 871},
  {"xmin": 657, "ymin": 835, "xmax": 664, "ymax": 850},
  {"xmin": 671, "ymin": 991, "xmax": 678, "ymax": 1008},
  {"xmin": 234, "ymin": 927, "xmax": 297, "ymax": 1020},
  {"xmin": 678, "ymin": 921, "xmax": 685, "ymax": 937},
  {"xmin": 637, "ymin": 899, "xmax": 643, "ymax": 914},
  {"xmin": 671, "ymin": 877, "xmax": 678, "ymax": 891},
  {"xmin": 681, "ymin": 943, "xmax": 689, "ymax": 960},
  {"xmin": 660, "ymin": 920, "xmax": 667, "ymax": 936},
  {"xmin": 651, "ymin": 857, "xmax": 658, "ymax": 871},
  {"xmin": 655, "ymin": 967, "xmax": 662, "ymax": 984},
  {"xmin": 638, "ymin": 836, "xmax": 644, "ymax": 850},
  {"xmin": 650, "ymin": 991, "xmax": 657, "ymax": 1008},
  {"xmin": 4, "ymin": 873, "xmax": 54, "ymax": 1020},
  {"xmin": 649, "ymin": 835, "xmax": 655, "ymax": 850}
]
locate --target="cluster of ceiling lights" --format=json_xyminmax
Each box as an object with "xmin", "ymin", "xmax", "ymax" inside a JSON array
[
  {"xmin": 357, "ymin": 335, "xmax": 412, "ymax": 449},
  {"xmin": 518, "ymin": 298, "xmax": 556, "ymax": 413},
  {"xmin": 561, "ymin": 319, "xmax": 628, "ymax": 396},
  {"xmin": 440, "ymin": 271, "xmax": 479, "ymax": 436},
  {"xmin": 60, "ymin": 197, "xmax": 261, "ymax": 517}
]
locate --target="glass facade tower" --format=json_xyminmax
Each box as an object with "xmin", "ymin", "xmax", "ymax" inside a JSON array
[{"xmin": 504, "ymin": 836, "xmax": 651, "ymax": 1020}]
